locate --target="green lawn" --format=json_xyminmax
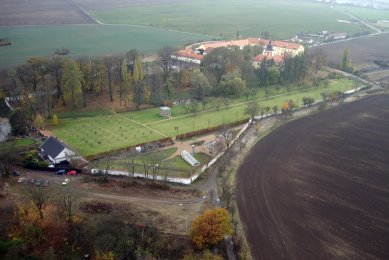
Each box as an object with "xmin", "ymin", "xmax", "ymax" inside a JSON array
[
  {"xmin": 56, "ymin": 107, "xmax": 112, "ymax": 118},
  {"xmin": 91, "ymin": 0, "xmax": 369, "ymax": 39},
  {"xmin": 50, "ymin": 114, "xmax": 164, "ymax": 157},
  {"xmin": 0, "ymin": 24, "xmax": 211, "ymax": 68},
  {"xmin": 50, "ymin": 78, "xmax": 355, "ymax": 157},
  {"xmin": 112, "ymin": 147, "xmax": 177, "ymax": 168},
  {"xmin": 340, "ymin": 6, "xmax": 389, "ymax": 22},
  {"xmin": 149, "ymin": 78, "xmax": 355, "ymax": 136},
  {"xmin": 0, "ymin": 138, "xmax": 36, "ymax": 151},
  {"xmin": 110, "ymin": 147, "xmax": 210, "ymax": 178}
]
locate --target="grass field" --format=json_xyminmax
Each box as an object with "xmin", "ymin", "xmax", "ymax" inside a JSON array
[
  {"xmin": 110, "ymin": 147, "xmax": 210, "ymax": 178},
  {"xmin": 0, "ymin": 24, "xmax": 211, "ymax": 68},
  {"xmin": 90, "ymin": 0, "xmax": 369, "ymax": 39},
  {"xmin": 51, "ymin": 114, "xmax": 165, "ymax": 157},
  {"xmin": 50, "ymin": 78, "xmax": 355, "ymax": 157},
  {"xmin": 0, "ymin": 138, "xmax": 36, "ymax": 151},
  {"xmin": 340, "ymin": 6, "xmax": 389, "ymax": 22}
]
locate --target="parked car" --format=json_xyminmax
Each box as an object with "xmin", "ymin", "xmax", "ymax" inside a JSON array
[
  {"xmin": 62, "ymin": 179, "xmax": 70, "ymax": 185},
  {"xmin": 56, "ymin": 170, "xmax": 66, "ymax": 175},
  {"xmin": 42, "ymin": 180, "xmax": 49, "ymax": 186},
  {"xmin": 34, "ymin": 179, "xmax": 42, "ymax": 186},
  {"xmin": 17, "ymin": 177, "xmax": 25, "ymax": 183},
  {"xmin": 29, "ymin": 179, "xmax": 36, "ymax": 185},
  {"xmin": 67, "ymin": 170, "xmax": 77, "ymax": 176},
  {"xmin": 13, "ymin": 171, "xmax": 21, "ymax": 176}
]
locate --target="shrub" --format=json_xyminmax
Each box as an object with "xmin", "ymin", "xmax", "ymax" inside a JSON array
[{"xmin": 189, "ymin": 208, "xmax": 232, "ymax": 250}]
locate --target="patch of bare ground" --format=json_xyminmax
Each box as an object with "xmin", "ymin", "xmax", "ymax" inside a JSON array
[
  {"xmin": 310, "ymin": 33, "xmax": 389, "ymax": 71},
  {"xmin": 0, "ymin": 0, "xmax": 95, "ymax": 26},
  {"xmin": 237, "ymin": 95, "xmax": 389, "ymax": 259},
  {"xmin": 365, "ymin": 69, "xmax": 389, "ymax": 85},
  {"xmin": 7, "ymin": 168, "xmax": 208, "ymax": 235}
]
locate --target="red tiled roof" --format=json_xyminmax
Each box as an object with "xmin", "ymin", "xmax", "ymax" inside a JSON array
[
  {"xmin": 254, "ymin": 54, "xmax": 284, "ymax": 63},
  {"xmin": 248, "ymin": 37, "xmax": 261, "ymax": 44},
  {"xmin": 197, "ymin": 38, "xmax": 259, "ymax": 50},
  {"xmin": 175, "ymin": 49, "xmax": 204, "ymax": 60},
  {"xmin": 263, "ymin": 40, "xmax": 302, "ymax": 50}
]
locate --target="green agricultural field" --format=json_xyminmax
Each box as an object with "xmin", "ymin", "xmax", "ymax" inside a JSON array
[
  {"xmin": 339, "ymin": 6, "xmax": 389, "ymax": 22},
  {"xmin": 50, "ymin": 77, "xmax": 355, "ymax": 158},
  {"xmin": 0, "ymin": 24, "xmax": 211, "ymax": 68},
  {"xmin": 90, "ymin": 0, "xmax": 369, "ymax": 39}
]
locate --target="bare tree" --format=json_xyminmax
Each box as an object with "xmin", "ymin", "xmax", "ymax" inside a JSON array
[
  {"xmin": 141, "ymin": 155, "xmax": 161, "ymax": 181},
  {"xmin": 310, "ymin": 49, "xmax": 327, "ymax": 74},
  {"xmin": 124, "ymin": 158, "xmax": 136, "ymax": 179},
  {"xmin": 60, "ymin": 186, "xmax": 78, "ymax": 223},
  {"xmin": 219, "ymin": 126, "xmax": 234, "ymax": 148},
  {"xmin": 103, "ymin": 56, "xmax": 115, "ymax": 102},
  {"xmin": 0, "ymin": 146, "xmax": 17, "ymax": 178},
  {"xmin": 158, "ymin": 46, "xmax": 176, "ymax": 83},
  {"xmin": 221, "ymin": 180, "xmax": 234, "ymax": 210},
  {"xmin": 25, "ymin": 186, "xmax": 50, "ymax": 219},
  {"xmin": 95, "ymin": 157, "xmax": 112, "ymax": 183},
  {"xmin": 142, "ymin": 159, "xmax": 151, "ymax": 180}
]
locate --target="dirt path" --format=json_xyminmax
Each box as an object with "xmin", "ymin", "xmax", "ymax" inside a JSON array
[
  {"xmin": 88, "ymin": 192, "xmax": 207, "ymax": 205},
  {"xmin": 236, "ymin": 95, "xmax": 389, "ymax": 259}
]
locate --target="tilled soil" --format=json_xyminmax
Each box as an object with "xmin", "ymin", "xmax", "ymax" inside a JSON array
[
  {"xmin": 236, "ymin": 95, "xmax": 389, "ymax": 260},
  {"xmin": 0, "ymin": 0, "xmax": 95, "ymax": 26}
]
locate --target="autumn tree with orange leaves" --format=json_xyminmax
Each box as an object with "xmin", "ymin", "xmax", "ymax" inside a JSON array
[
  {"xmin": 281, "ymin": 101, "xmax": 289, "ymax": 119},
  {"xmin": 189, "ymin": 208, "xmax": 232, "ymax": 250}
]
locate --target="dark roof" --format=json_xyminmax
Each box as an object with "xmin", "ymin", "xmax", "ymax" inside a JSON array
[
  {"xmin": 265, "ymin": 40, "xmax": 274, "ymax": 52},
  {"xmin": 40, "ymin": 136, "xmax": 68, "ymax": 159}
]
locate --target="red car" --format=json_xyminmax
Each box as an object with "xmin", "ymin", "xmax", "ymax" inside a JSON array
[{"xmin": 67, "ymin": 170, "xmax": 77, "ymax": 176}]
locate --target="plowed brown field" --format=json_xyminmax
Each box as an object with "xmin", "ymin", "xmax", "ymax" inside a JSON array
[{"xmin": 237, "ymin": 95, "xmax": 389, "ymax": 260}]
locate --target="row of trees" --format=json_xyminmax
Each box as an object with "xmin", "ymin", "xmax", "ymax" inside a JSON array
[
  {"xmin": 0, "ymin": 47, "xmax": 178, "ymax": 119},
  {"xmin": 0, "ymin": 44, "xmax": 325, "ymax": 119}
]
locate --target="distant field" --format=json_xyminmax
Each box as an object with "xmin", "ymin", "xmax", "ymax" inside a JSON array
[
  {"xmin": 0, "ymin": 0, "xmax": 94, "ymax": 26},
  {"xmin": 340, "ymin": 6, "xmax": 389, "ymax": 22},
  {"xmin": 0, "ymin": 25, "xmax": 211, "ymax": 68},
  {"xmin": 310, "ymin": 33, "xmax": 389, "ymax": 70},
  {"xmin": 90, "ymin": 0, "xmax": 369, "ymax": 39},
  {"xmin": 50, "ymin": 78, "xmax": 354, "ymax": 157}
]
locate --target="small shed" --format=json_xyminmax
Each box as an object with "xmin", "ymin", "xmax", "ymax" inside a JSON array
[{"xmin": 160, "ymin": 106, "xmax": 171, "ymax": 117}]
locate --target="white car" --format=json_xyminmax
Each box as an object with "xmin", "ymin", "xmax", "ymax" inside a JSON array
[
  {"xmin": 62, "ymin": 179, "xmax": 70, "ymax": 185},
  {"xmin": 17, "ymin": 177, "xmax": 25, "ymax": 183}
]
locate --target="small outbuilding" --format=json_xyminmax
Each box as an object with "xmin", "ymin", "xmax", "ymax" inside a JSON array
[
  {"xmin": 160, "ymin": 106, "xmax": 171, "ymax": 117},
  {"xmin": 181, "ymin": 150, "xmax": 200, "ymax": 167},
  {"xmin": 40, "ymin": 136, "xmax": 75, "ymax": 164}
]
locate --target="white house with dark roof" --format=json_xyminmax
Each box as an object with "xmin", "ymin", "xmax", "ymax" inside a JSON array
[{"xmin": 40, "ymin": 136, "xmax": 75, "ymax": 164}]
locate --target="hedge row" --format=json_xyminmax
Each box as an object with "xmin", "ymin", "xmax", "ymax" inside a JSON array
[
  {"xmin": 175, "ymin": 118, "xmax": 249, "ymax": 141},
  {"xmin": 23, "ymin": 160, "xmax": 49, "ymax": 171},
  {"xmin": 85, "ymin": 137, "xmax": 174, "ymax": 161}
]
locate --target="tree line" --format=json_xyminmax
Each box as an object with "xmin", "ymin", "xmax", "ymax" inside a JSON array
[{"xmin": 0, "ymin": 45, "xmax": 325, "ymax": 130}]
